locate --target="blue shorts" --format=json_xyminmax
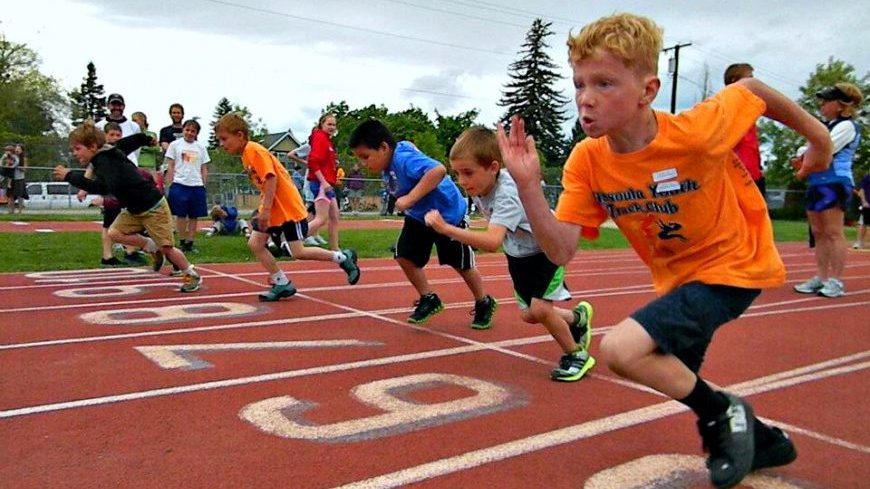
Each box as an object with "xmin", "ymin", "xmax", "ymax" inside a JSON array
[
  {"xmin": 308, "ymin": 180, "xmax": 336, "ymax": 201},
  {"xmin": 168, "ymin": 184, "xmax": 208, "ymax": 218},
  {"xmin": 806, "ymin": 183, "xmax": 852, "ymax": 212},
  {"xmin": 630, "ymin": 282, "xmax": 760, "ymax": 373}
]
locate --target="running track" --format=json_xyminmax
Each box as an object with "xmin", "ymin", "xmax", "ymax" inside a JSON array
[{"xmin": 0, "ymin": 244, "xmax": 868, "ymax": 488}]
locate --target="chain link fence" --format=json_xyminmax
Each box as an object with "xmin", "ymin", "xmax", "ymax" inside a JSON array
[{"xmin": 3, "ymin": 166, "xmax": 816, "ymax": 219}]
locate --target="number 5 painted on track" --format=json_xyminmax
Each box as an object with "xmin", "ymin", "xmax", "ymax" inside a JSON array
[{"xmin": 239, "ymin": 373, "xmax": 526, "ymax": 443}]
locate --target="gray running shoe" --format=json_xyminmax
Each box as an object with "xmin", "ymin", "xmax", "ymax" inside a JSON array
[
  {"xmin": 180, "ymin": 272, "xmax": 202, "ymax": 293},
  {"xmin": 793, "ymin": 276, "xmax": 824, "ymax": 294},
  {"xmin": 818, "ymin": 278, "xmax": 845, "ymax": 298}
]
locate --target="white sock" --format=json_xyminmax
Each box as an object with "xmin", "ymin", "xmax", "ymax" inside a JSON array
[
  {"xmin": 332, "ymin": 251, "xmax": 347, "ymax": 263},
  {"xmin": 142, "ymin": 238, "xmax": 158, "ymax": 253},
  {"xmin": 185, "ymin": 265, "xmax": 198, "ymax": 277},
  {"xmin": 271, "ymin": 271, "xmax": 289, "ymax": 285}
]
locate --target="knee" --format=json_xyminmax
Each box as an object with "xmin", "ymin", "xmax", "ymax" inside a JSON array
[
  {"xmin": 520, "ymin": 309, "xmax": 537, "ymax": 324},
  {"xmin": 525, "ymin": 301, "xmax": 549, "ymax": 324},
  {"xmin": 106, "ymin": 229, "xmax": 121, "ymax": 241},
  {"xmin": 599, "ymin": 333, "xmax": 631, "ymax": 375}
]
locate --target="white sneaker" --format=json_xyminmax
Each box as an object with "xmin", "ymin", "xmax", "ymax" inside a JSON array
[
  {"xmin": 314, "ymin": 235, "xmax": 328, "ymax": 245},
  {"xmin": 303, "ymin": 236, "xmax": 320, "ymax": 246},
  {"xmin": 818, "ymin": 278, "xmax": 845, "ymax": 298},
  {"xmin": 794, "ymin": 276, "xmax": 824, "ymax": 294}
]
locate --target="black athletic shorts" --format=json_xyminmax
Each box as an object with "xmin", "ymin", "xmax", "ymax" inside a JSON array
[
  {"xmin": 395, "ymin": 216, "xmax": 475, "ymax": 270},
  {"xmin": 630, "ymin": 282, "xmax": 760, "ymax": 373},
  {"xmin": 506, "ymin": 252, "xmax": 571, "ymax": 308},
  {"xmin": 102, "ymin": 206, "xmax": 122, "ymax": 229}
]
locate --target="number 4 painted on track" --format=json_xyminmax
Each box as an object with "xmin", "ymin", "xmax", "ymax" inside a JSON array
[{"xmin": 135, "ymin": 340, "xmax": 382, "ymax": 370}]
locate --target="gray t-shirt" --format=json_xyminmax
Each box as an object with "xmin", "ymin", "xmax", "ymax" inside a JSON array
[{"xmin": 474, "ymin": 169, "xmax": 541, "ymax": 258}]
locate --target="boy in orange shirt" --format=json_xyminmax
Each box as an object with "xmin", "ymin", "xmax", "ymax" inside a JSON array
[
  {"xmin": 214, "ymin": 113, "xmax": 360, "ymax": 301},
  {"xmin": 498, "ymin": 13, "xmax": 832, "ymax": 489}
]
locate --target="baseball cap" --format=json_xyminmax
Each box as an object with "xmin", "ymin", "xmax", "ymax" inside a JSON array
[
  {"xmin": 815, "ymin": 86, "xmax": 851, "ymax": 103},
  {"xmin": 107, "ymin": 93, "xmax": 125, "ymax": 104}
]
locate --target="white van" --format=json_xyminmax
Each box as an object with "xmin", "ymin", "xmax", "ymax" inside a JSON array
[{"xmin": 23, "ymin": 182, "xmax": 98, "ymax": 209}]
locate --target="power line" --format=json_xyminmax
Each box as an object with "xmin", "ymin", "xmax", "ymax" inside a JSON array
[
  {"xmin": 200, "ymin": 0, "xmax": 512, "ymax": 56},
  {"xmin": 382, "ymin": 0, "xmax": 530, "ymax": 29},
  {"xmin": 435, "ymin": 0, "xmax": 582, "ymax": 28}
]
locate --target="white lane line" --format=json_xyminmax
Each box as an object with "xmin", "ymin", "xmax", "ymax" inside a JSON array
[
  {"xmin": 757, "ymin": 416, "xmax": 870, "ymax": 454},
  {"xmin": 4, "ymin": 291, "xmax": 869, "ymax": 351},
  {"xmin": 331, "ymin": 360, "xmax": 870, "ymax": 489}
]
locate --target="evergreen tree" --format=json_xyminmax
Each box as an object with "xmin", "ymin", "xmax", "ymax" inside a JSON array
[
  {"xmin": 498, "ymin": 18, "xmax": 569, "ymax": 166},
  {"xmin": 69, "ymin": 62, "xmax": 106, "ymax": 125},
  {"xmin": 208, "ymin": 97, "xmax": 234, "ymax": 149}
]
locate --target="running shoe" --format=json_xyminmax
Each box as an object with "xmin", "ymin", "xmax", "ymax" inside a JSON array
[
  {"xmin": 180, "ymin": 272, "xmax": 202, "ymax": 293},
  {"xmin": 550, "ymin": 350, "xmax": 596, "ymax": 382},
  {"xmin": 258, "ymin": 282, "xmax": 296, "ymax": 302},
  {"xmin": 339, "ymin": 249, "xmax": 361, "ymax": 285},
  {"xmin": 697, "ymin": 393, "xmax": 755, "ymax": 488},
  {"xmin": 470, "ymin": 295, "xmax": 498, "ymax": 330},
  {"xmin": 569, "ymin": 301, "xmax": 593, "ymax": 351},
  {"xmin": 752, "ymin": 426, "xmax": 797, "ymax": 471},
  {"xmin": 793, "ymin": 276, "xmax": 824, "ymax": 294},
  {"xmin": 408, "ymin": 293, "xmax": 444, "ymax": 324},
  {"xmin": 818, "ymin": 278, "xmax": 845, "ymax": 298}
]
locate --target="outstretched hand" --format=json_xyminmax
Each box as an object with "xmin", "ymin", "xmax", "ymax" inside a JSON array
[
  {"xmin": 52, "ymin": 165, "xmax": 69, "ymax": 181},
  {"xmin": 496, "ymin": 115, "xmax": 541, "ymax": 186},
  {"xmin": 424, "ymin": 209, "xmax": 446, "ymax": 231}
]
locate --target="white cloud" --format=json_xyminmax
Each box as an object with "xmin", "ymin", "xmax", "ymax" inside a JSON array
[{"xmin": 4, "ymin": 0, "xmax": 868, "ymax": 140}]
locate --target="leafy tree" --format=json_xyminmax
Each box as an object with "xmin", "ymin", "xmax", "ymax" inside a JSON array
[
  {"xmin": 207, "ymin": 97, "xmax": 268, "ymax": 149},
  {"xmin": 0, "ymin": 32, "xmax": 68, "ymax": 165},
  {"xmin": 434, "ymin": 108, "xmax": 479, "ymax": 157},
  {"xmin": 69, "ymin": 62, "xmax": 106, "ymax": 125},
  {"xmin": 760, "ymin": 57, "xmax": 869, "ymax": 189},
  {"xmin": 498, "ymin": 18, "xmax": 569, "ymax": 166}
]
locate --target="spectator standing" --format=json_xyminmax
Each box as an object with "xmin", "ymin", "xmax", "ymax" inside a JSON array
[
  {"xmin": 346, "ymin": 163, "xmax": 365, "ymax": 214},
  {"xmin": 724, "ymin": 64, "xmax": 766, "ymax": 197},
  {"xmin": 306, "ymin": 113, "xmax": 342, "ymax": 250},
  {"xmin": 96, "ymin": 93, "xmax": 141, "ymax": 165},
  {"xmin": 165, "ymin": 120, "xmax": 210, "ymax": 253}
]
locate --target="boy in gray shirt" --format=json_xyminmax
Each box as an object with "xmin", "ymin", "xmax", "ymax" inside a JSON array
[{"xmin": 424, "ymin": 127, "xmax": 595, "ymax": 382}]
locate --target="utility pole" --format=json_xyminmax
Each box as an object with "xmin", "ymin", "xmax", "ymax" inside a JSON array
[{"xmin": 663, "ymin": 42, "xmax": 692, "ymax": 113}]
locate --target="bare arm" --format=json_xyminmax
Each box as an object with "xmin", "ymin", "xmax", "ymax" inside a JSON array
[
  {"xmin": 425, "ymin": 209, "xmax": 507, "ymax": 252},
  {"xmin": 397, "ymin": 165, "xmax": 446, "ymax": 211},
  {"xmin": 201, "ymin": 164, "xmax": 208, "ymax": 187},
  {"xmin": 165, "ymin": 158, "xmax": 175, "ymax": 187},
  {"xmin": 737, "ymin": 78, "xmax": 832, "ymax": 179},
  {"xmin": 497, "ymin": 116, "xmax": 581, "ymax": 265}
]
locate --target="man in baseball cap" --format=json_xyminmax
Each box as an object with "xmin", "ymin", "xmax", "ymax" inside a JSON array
[{"xmin": 97, "ymin": 93, "xmax": 141, "ymax": 165}]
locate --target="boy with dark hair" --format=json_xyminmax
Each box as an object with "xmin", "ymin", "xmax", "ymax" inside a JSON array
[
  {"xmin": 498, "ymin": 12, "xmax": 832, "ymax": 488},
  {"xmin": 214, "ymin": 113, "xmax": 360, "ymax": 301},
  {"xmin": 426, "ymin": 126, "xmax": 594, "ymax": 380},
  {"xmin": 165, "ymin": 119, "xmax": 210, "ymax": 253},
  {"xmin": 54, "ymin": 121, "xmax": 201, "ymax": 292},
  {"xmin": 349, "ymin": 119, "xmax": 497, "ymax": 329}
]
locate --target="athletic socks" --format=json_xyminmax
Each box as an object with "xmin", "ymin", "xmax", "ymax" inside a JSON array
[
  {"xmin": 142, "ymin": 238, "xmax": 158, "ymax": 253},
  {"xmin": 331, "ymin": 251, "xmax": 347, "ymax": 263},
  {"xmin": 271, "ymin": 271, "xmax": 289, "ymax": 285},
  {"xmin": 679, "ymin": 376, "xmax": 730, "ymax": 421}
]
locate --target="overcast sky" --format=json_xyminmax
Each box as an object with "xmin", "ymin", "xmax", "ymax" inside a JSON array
[{"xmin": 4, "ymin": 0, "xmax": 868, "ymax": 140}]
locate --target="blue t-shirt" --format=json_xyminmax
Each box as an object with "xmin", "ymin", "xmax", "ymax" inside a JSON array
[
  {"xmin": 389, "ymin": 141, "xmax": 466, "ymax": 224},
  {"xmin": 221, "ymin": 205, "xmax": 239, "ymax": 233}
]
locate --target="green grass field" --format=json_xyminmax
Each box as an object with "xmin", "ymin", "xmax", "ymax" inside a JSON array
[{"xmin": 0, "ymin": 219, "xmax": 857, "ymax": 273}]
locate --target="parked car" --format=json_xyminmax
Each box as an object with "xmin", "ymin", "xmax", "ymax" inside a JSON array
[{"xmin": 24, "ymin": 182, "xmax": 98, "ymax": 209}]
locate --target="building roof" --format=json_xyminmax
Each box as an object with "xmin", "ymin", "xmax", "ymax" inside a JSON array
[{"xmin": 264, "ymin": 129, "xmax": 302, "ymax": 152}]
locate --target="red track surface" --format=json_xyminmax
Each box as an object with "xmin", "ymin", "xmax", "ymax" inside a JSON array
[{"xmin": 1, "ymin": 244, "xmax": 868, "ymax": 488}]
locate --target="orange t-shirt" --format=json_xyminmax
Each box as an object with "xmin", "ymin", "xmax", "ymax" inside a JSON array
[
  {"xmin": 556, "ymin": 84, "xmax": 785, "ymax": 295},
  {"xmin": 242, "ymin": 142, "xmax": 307, "ymax": 228}
]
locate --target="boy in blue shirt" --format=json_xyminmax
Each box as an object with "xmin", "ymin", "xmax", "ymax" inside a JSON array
[{"xmin": 350, "ymin": 119, "xmax": 497, "ymax": 328}]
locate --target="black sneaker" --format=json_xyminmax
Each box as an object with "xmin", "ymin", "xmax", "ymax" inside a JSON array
[
  {"xmin": 470, "ymin": 295, "xmax": 498, "ymax": 330},
  {"xmin": 752, "ymin": 426, "xmax": 797, "ymax": 471},
  {"xmin": 124, "ymin": 252, "xmax": 147, "ymax": 265},
  {"xmin": 550, "ymin": 350, "xmax": 596, "ymax": 382},
  {"xmin": 149, "ymin": 250, "xmax": 165, "ymax": 272},
  {"xmin": 100, "ymin": 257, "xmax": 125, "ymax": 268},
  {"xmin": 408, "ymin": 293, "xmax": 444, "ymax": 324},
  {"xmin": 697, "ymin": 393, "xmax": 755, "ymax": 488},
  {"xmin": 339, "ymin": 249, "xmax": 361, "ymax": 285}
]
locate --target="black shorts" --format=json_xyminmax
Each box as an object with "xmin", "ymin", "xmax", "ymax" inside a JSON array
[
  {"xmin": 630, "ymin": 282, "xmax": 760, "ymax": 373},
  {"xmin": 102, "ymin": 206, "xmax": 122, "ymax": 229},
  {"xmin": 860, "ymin": 205, "xmax": 870, "ymax": 224},
  {"xmin": 506, "ymin": 252, "xmax": 571, "ymax": 308},
  {"xmin": 806, "ymin": 183, "xmax": 852, "ymax": 212},
  {"xmin": 395, "ymin": 216, "xmax": 475, "ymax": 270},
  {"xmin": 264, "ymin": 220, "xmax": 309, "ymax": 249}
]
